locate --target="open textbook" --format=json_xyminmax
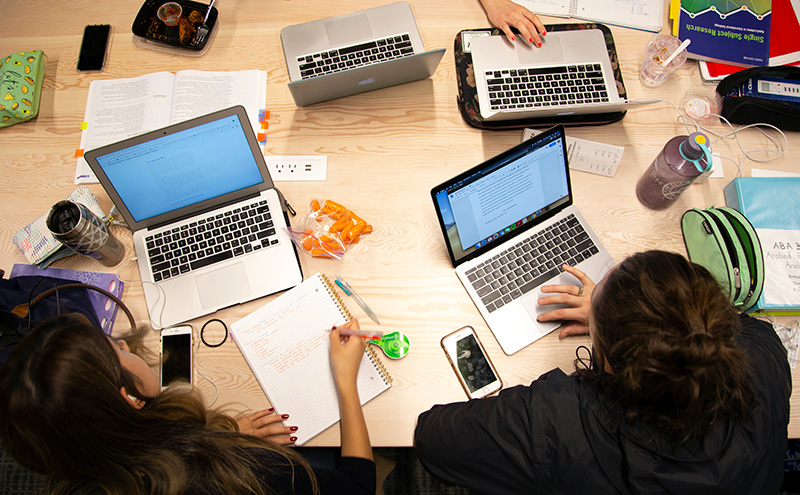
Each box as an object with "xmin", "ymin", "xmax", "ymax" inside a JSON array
[
  {"xmin": 511, "ymin": 0, "xmax": 663, "ymax": 32},
  {"xmin": 75, "ymin": 69, "xmax": 266, "ymax": 184}
]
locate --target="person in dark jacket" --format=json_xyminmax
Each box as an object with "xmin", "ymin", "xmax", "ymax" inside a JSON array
[{"xmin": 415, "ymin": 250, "xmax": 790, "ymax": 494}]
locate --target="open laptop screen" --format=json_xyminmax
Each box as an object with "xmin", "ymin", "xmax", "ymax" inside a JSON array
[
  {"xmin": 93, "ymin": 114, "xmax": 264, "ymax": 224},
  {"xmin": 432, "ymin": 126, "xmax": 571, "ymax": 266}
]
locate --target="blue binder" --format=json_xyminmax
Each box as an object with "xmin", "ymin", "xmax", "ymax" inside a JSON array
[{"xmin": 724, "ymin": 177, "xmax": 800, "ymax": 313}]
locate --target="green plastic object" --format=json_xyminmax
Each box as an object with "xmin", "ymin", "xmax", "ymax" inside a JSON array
[
  {"xmin": 1, "ymin": 50, "xmax": 46, "ymax": 128},
  {"xmin": 372, "ymin": 331, "xmax": 410, "ymax": 359}
]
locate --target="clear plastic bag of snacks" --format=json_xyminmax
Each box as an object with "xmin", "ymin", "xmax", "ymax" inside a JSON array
[{"xmin": 287, "ymin": 199, "xmax": 373, "ymax": 260}]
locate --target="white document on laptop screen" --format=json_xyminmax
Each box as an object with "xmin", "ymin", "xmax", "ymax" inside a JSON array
[{"xmin": 449, "ymin": 141, "xmax": 568, "ymax": 252}]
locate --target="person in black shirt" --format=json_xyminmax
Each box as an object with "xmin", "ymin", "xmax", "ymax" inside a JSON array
[{"xmin": 416, "ymin": 251, "xmax": 791, "ymax": 494}]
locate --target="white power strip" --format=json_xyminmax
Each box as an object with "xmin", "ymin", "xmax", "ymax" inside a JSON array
[{"xmin": 265, "ymin": 155, "xmax": 327, "ymax": 181}]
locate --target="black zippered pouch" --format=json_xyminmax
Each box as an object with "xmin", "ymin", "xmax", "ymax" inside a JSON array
[{"xmin": 716, "ymin": 66, "xmax": 800, "ymax": 131}]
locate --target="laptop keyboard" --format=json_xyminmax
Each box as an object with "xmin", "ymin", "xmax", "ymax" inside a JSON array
[
  {"xmin": 145, "ymin": 199, "xmax": 279, "ymax": 282},
  {"xmin": 466, "ymin": 214, "xmax": 599, "ymax": 313},
  {"xmin": 485, "ymin": 64, "xmax": 609, "ymax": 111},
  {"xmin": 297, "ymin": 33, "xmax": 414, "ymax": 79}
]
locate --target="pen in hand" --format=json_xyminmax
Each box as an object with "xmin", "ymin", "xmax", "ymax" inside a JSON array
[{"xmin": 334, "ymin": 327, "xmax": 384, "ymax": 340}]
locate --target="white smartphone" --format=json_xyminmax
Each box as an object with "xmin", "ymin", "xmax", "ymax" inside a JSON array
[
  {"xmin": 441, "ymin": 326, "xmax": 503, "ymax": 399},
  {"xmin": 160, "ymin": 326, "xmax": 193, "ymax": 389}
]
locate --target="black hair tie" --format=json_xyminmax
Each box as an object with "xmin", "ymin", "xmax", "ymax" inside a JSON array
[
  {"xmin": 575, "ymin": 345, "xmax": 595, "ymax": 371},
  {"xmin": 200, "ymin": 319, "xmax": 228, "ymax": 348}
]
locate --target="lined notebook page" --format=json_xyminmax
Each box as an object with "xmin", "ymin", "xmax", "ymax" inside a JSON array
[{"xmin": 231, "ymin": 272, "xmax": 391, "ymax": 445}]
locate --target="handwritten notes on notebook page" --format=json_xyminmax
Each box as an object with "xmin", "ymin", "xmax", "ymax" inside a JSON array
[{"xmin": 230, "ymin": 272, "xmax": 391, "ymax": 445}]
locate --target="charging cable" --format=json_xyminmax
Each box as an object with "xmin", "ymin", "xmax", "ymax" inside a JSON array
[{"xmin": 628, "ymin": 97, "xmax": 788, "ymax": 177}]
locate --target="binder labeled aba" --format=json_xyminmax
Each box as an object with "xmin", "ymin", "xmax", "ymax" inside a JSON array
[{"xmin": 724, "ymin": 177, "xmax": 800, "ymax": 313}]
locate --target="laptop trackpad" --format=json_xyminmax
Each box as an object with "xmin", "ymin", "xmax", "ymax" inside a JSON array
[
  {"xmin": 517, "ymin": 36, "xmax": 564, "ymax": 65},
  {"xmin": 520, "ymin": 271, "xmax": 578, "ymax": 332},
  {"xmin": 326, "ymin": 13, "xmax": 373, "ymax": 46},
  {"xmin": 196, "ymin": 263, "xmax": 251, "ymax": 310}
]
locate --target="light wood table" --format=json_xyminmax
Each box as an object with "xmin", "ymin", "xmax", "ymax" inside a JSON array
[{"xmin": 2, "ymin": 0, "xmax": 798, "ymax": 446}]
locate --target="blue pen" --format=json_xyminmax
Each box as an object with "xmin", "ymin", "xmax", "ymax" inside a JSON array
[{"xmin": 334, "ymin": 274, "xmax": 381, "ymax": 325}]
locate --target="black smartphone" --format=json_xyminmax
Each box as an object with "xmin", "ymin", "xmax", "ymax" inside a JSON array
[
  {"xmin": 77, "ymin": 24, "xmax": 111, "ymax": 71},
  {"xmin": 160, "ymin": 326, "xmax": 193, "ymax": 389}
]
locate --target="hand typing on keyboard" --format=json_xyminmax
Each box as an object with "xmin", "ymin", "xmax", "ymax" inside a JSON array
[
  {"xmin": 536, "ymin": 264, "xmax": 597, "ymax": 339},
  {"xmin": 477, "ymin": 0, "xmax": 547, "ymax": 46}
]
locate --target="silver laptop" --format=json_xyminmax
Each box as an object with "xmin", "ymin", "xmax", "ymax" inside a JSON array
[
  {"xmin": 471, "ymin": 29, "xmax": 655, "ymax": 121},
  {"xmin": 84, "ymin": 106, "xmax": 303, "ymax": 329},
  {"xmin": 281, "ymin": 2, "xmax": 445, "ymax": 106},
  {"xmin": 431, "ymin": 125, "xmax": 616, "ymax": 355}
]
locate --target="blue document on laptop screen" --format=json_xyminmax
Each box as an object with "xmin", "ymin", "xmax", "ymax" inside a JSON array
[{"xmin": 94, "ymin": 115, "xmax": 264, "ymax": 223}]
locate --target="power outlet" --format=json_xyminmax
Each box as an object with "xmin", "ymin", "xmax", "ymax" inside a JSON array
[{"xmin": 265, "ymin": 155, "xmax": 327, "ymax": 181}]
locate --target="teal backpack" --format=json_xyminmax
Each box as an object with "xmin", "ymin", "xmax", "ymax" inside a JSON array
[{"xmin": 681, "ymin": 206, "xmax": 764, "ymax": 312}]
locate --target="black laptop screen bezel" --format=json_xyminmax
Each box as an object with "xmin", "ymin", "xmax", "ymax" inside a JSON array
[
  {"xmin": 430, "ymin": 124, "xmax": 573, "ymax": 268},
  {"xmin": 84, "ymin": 105, "xmax": 274, "ymax": 232}
]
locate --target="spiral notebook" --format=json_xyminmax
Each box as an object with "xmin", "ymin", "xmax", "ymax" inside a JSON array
[{"xmin": 230, "ymin": 272, "xmax": 392, "ymax": 445}]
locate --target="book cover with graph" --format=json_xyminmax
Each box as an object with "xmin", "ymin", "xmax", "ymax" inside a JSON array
[
  {"xmin": 230, "ymin": 272, "xmax": 392, "ymax": 445},
  {"xmin": 678, "ymin": 0, "xmax": 772, "ymax": 66}
]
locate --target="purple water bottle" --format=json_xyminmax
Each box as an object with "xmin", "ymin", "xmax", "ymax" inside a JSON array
[{"xmin": 635, "ymin": 132, "xmax": 712, "ymax": 210}]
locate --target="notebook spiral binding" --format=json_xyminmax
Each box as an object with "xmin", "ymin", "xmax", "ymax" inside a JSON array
[
  {"xmin": 321, "ymin": 273, "xmax": 392, "ymax": 385},
  {"xmin": 321, "ymin": 273, "xmax": 353, "ymax": 320},
  {"xmin": 367, "ymin": 345, "xmax": 393, "ymax": 385}
]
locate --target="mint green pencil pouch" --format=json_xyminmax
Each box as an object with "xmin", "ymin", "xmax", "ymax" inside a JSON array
[{"xmin": 0, "ymin": 50, "xmax": 46, "ymax": 128}]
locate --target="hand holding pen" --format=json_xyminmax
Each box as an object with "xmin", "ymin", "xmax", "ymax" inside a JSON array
[{"xmin": 329, "ymin": 320, "xmax": 366, "ymax": 388}]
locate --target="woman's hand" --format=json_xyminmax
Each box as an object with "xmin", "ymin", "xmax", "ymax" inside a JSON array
[
  {"xmin": 329, "ymin": 320, "xmax": 365, "ymax": 391},
  {"xmin": 478, "ymin": 0, "xmax": 547, "ymax": 46},
  {"xmin": 537, "ymin": 264, "xmax": 595, "ymax": 338},
  {"xmin": 237, "ymin": 408, "xmax": 298, "ymax": 445},
  {"xmin": 329, "ymin": 319, "xmax": 373, "ymax": 460}
]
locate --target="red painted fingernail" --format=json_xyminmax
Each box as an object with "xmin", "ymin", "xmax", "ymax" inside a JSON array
[
  {"xmin": 290, "ymin": 436, "xmax": 298, "ymax": 442},
  {"xmin": 268, "ymin": 407, "xmax": 274, "ymax": 412},
  {"xmin": 511, "ymin": 36, "xmax": 516, "ymax": 41},
  {"xmin": 529, "ymin": 37, "xmax": 534, "ymax": 43},
  {"xmin": 281, "ymin": 414, "xmax": 289, "ymax": 419},
  {"xmin": 290, "ymin": 426, "xmax": 298, "ymax": 431},
  {"xmin": 542, "ymin": 30, "xmax": 547, "ymax": 35}
]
